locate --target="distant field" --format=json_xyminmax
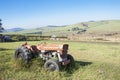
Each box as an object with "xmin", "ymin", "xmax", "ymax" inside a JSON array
[{"xmin": 0, "ymin": 40, "xmax": 120, "ymax": 80}]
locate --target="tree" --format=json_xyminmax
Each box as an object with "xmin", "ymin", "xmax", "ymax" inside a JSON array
[{"xmin": 0, "ymin": 19, "xmax": 4, "ymax": 32}]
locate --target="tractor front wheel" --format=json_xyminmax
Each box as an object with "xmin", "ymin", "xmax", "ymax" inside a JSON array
[{"xmin": 44, "ymin": 59, "xmax": 60, "ymax": 71}]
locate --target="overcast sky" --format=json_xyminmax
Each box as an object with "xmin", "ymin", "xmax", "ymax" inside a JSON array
[{"xmin": 0, "ymin": 0, "xmax": 120, "ymax": 29}]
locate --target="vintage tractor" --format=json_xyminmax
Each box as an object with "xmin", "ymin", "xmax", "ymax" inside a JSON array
[{"xmin": 14, "ymin": 42, "xmax": 74, "ymax": 71}]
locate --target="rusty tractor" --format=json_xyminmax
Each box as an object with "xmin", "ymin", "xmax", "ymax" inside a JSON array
[{"xmin": 14, "ymin": 42, "xmax": 74, "ymax": 71}]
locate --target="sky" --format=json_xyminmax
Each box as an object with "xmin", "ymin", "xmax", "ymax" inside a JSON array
[{"xmin": 0, "ymin": 0, "xmax": 120, "ymax": 29}]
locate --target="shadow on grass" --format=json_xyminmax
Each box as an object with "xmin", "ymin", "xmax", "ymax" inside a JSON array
[
  {"xmin": 0, "ymin": 48, "xmax": 14, "ymax": 51},
  {"xmin": 62, "ymin": 60, "xmax": 92, "ymax": 74},
  {"xmin": 76, "ymin": 61, "xmax": 92, "ymax": 66}
]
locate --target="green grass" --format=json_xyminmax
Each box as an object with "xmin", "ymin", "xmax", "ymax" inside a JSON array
[{"xmin": 0, "ymin": 41, "xmax": 120, "ymax": 80}]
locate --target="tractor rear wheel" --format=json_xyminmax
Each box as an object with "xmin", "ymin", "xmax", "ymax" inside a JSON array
[
  {"xmin": 14, "ymin": 48, "xmax": 24, "ymax": 59},
  {"xmin": 67, "ymin": 54, "xmax": 75, "ymax": 67},
  {"xmin": 44, "ymin": 59, "xmax": 60, "ymax": 71},
  {"xmin": 14, "ymin": 47, "xmax": 32, "ymax": 63}
]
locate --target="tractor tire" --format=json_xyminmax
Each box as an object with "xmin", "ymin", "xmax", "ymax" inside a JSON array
[
  {"xmin": 67, "ymin": 54, "xmax": 75, "ymax": 67},
  {"xmin": 14, "ymin": 48, "xmax": 23, "ymax": 59},
  {"xmin": 44, "ymin": 59, "xmax": 60, "ymax": 71},
  {"xmin": 14, "ymin": 46, "xmax": 32, "ymax": 63}
]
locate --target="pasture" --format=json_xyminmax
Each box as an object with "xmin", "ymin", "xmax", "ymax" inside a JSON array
[{"xmin": 0, "ymin": 40, "xmax": 120, "ymax": 80}]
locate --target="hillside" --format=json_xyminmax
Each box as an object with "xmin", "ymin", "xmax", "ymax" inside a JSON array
[
  {"xmin": 3, "ymin": 20, "xmax": 120, "ymax": 36},
  {"xmin": 87, "ymin": 20, "xmax": 120, "ymax": 33}
]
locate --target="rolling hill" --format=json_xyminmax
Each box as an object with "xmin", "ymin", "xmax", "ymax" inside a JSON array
[
  {"xmin": 6, "ymin": 28, "xmax": 24, "ymax": 32},
  {"xmin": 3, "ymin": 20, "xmax": 120, "ymax": 36}
]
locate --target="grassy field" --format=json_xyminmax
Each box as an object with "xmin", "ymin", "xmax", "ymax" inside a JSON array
[{"xmin": 0, "ymin": 40, "xmax": 120, "ymax": 80}]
